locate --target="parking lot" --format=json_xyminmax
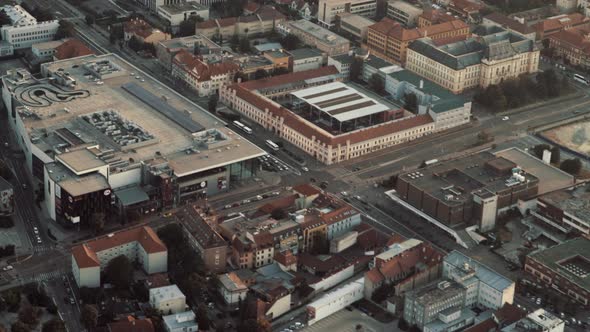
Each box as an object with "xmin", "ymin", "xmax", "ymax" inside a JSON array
[{"xmin": 300, "ymin": 309, "xmax": 397, "ymax": 332}]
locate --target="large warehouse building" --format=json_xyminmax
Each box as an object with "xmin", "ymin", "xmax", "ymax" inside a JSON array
[{"xmin": 1, "ymin": 54, "xmax": 265, "ymax": 228}]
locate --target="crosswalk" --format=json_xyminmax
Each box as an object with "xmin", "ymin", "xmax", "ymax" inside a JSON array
[
  {"xmin": 34, "ymin": 245, "xmax": 53, "ymax": 253},
  {"xmin": 23, "ymin": 270, "xmax": 64, "ymax": 283}
]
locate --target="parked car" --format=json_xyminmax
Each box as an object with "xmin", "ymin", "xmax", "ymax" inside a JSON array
[{"xmin": 2, "ymin": 265, "xmax": 13, "ymax": 271}]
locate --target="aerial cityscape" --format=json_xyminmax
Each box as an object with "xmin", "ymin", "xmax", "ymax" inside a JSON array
[{"xmin": 0, "ymin": 0, "xmax": 588, "ymax": 331}]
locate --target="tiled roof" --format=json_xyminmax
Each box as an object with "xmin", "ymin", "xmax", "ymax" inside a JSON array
[
  {"xmin": 124, "ymin": 19, "xmax": 161, "ymax": 39},
  {"xmin": 54, "ymin": 39, "xmax": 94, "ymax": 60},
  {"xmin": 369, "ymin": 17, "xmax": 468, "ymax": 41},
  {"xmin": 197, "ymin": 19, "xmax": 218, "ymax": 29},
  {"xmin": 239, "ymin": 65, "xmax": 339, "ymax": 90},
  {"xmin": 298, "ymin": 252, "xmax": 348, "ymax": 274},
  {"xmin": 243, "ymin": 1, "xmax": 261, "ymax": 12},
  {"xmin": 108, "ymin": 317, "xmax": 154, "ymax": 332},
  {"xmin": 275, "ymin": 250, "xmax": 297, "ymax": 266},
  {"xmin": 464, "ymin": 303, "xmax": 525, "ymax": 332},
  {"xmin": 218, "ymin": 17, "xmax": 238, "ymax": 27},
  {"xmin": 293, "ymin": 183, "xmax": 321, "ymax": 196},
  {"xmin": 549, "ymin": 27, "xmax": 590, "ymax": 56},
  {"xmin": 448, "ymin": 0, "xmax": 484, "ymax": 14},
  {"xmin": 484, "ymin": 12, "xmax": 534, "ymax": 35},
  {"xmin": 535, "ymin": 13, "xmax": 589, "ymax": 34},
  {"xmin": 72, "ymin": 226, "xmax": 166, "ymax": 268},
  {"xmin": 420, "ymin": 9, "xmax": 455, "ymax": 24},
  {"xmin": 173, "ymin": 49, "xmax": 239, "ymax": 81},
  {"xmin": 257, "ymin": 194, "xmax": 298, "ymax": 216}
]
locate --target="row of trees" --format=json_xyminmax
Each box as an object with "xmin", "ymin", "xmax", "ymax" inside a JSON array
[
  {"xmin": 229, "ymin": 34, "xmax": 251, "ymax": 53},
  {"xmin": 532, "ymin": 144, "xmax": 583, "ymax": 175},
  {"xmin": 474, "ymin": 70, "xmax": 570, "ymax": 111},
  {"xmin": 0, "ymin": 217, "xmax": 14, "ymax": 228},
  {"xmin": 0, "ymin": 245, "xmax": 15, "ymax": 258},
  {"xmin": 128, "ymin": 36, "xmax": 156, "ymax": 55}
]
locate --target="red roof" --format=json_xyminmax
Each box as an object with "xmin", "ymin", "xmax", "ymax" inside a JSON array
[
  {"xmin": 464, "ymin": 303, "xmax": 526, "ymax": 332},
  {"xmin": 420, "ymin": 9, "xmax": 455, "ymax": 25},
  {"xmin": 293, "ymin": 183, "xmax": 321, "ymax": 197},
  {"xmin": 173, "ymin": 49, "xmax": 239, "ymax": 81},
  {"xmin": 275, "ymin": 250, "xmax": 297, "ymax": 266},
  {"xmin": 369, "ymin": 17, "xmax": 469, "ymax": 42},
  {"xmin": 72, "ymin": 226, "xmax": 167, "ymax": 268},
  {"xmin": 549, "ymin": 27, "xmax": 590, "ymax": 56},
  {"xmin": 54, "ymin": 39, "xmax": 94, "ymax": 60},
  {"xmin": 257, "ymin": 194, "xmax": 298, "ymax": 216},
  {"xmin": 124, "ymin": 19, "xmax": 161, "ymax": 39},
  {"xmin": 243, "ymin": 1, "xmax": 261, "ymax": 13},
  {"xmin": 240, "ymin": 65, "xmax": 339, "ymax": 90},
  {"xmin": 108, "ymin": 317, "xmax": 154, "ymax": 332}
]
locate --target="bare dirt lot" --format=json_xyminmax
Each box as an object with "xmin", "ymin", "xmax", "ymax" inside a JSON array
[{"xmin": 542, "ymin": 120, "xmax": 590, "ymax": 157}]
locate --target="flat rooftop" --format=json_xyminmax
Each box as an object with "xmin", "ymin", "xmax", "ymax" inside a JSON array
[
  {"xmin": 291, "ymin": 82, "xmax": 391, "ymax": 122},
  {"xmin": 289, "ymin": 20, "xmax": 350, "ymax": 46},
  {"xmin": 339, "ymin": 13, "xmax": 375, "ymax": 27},
  {"xmin": 289, "ymin": 48, "xmax": 323, "ymax": 60},
  {"xmin": 494, "ymin": 147, "xmax": 574, "ymax": 194},
  {"xmin": 159, "ymin": 2, "xmax": 208, "ymax": 14},
  {"xmin": 408, "ymin": 279, "xmax": 465, "ymax": 305},
  {"xmin": 538, "ymin": 184, "xmax": 590, "ymax": 222},
  {"xmin": 400, "ymin": 151, "xmax": 538, "ymax": 205},
  {"xmin": 3, "ymin": 54, "xmax": 264, "ymax": 176},
  {"xmin": 528, "ymin": 237, "xmax": 590, "ymax": 291},
  {"xmin": 45, "ymin": 161, "xmax": 109, "ymax": 197}
]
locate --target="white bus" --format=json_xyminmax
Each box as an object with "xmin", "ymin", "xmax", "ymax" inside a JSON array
[
  {"xmin": 574, "ymin": 73, "xmax": 589, "ymax": 85},
  {"xmin": 242, "ymin": 126, "xmax": 253, "ymax": 134},
  {"xmin": 233, "ymin": 120, "xmax": 245, "ymax": 129},
  {"xmin": 266, "ymin": 140, "xmax": 279, "ymax": 151}
]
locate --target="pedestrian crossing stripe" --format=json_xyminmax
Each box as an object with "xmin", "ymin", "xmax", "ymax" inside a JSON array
[{"xmin": 25, "ymin": 271, "xmax": 64, "ymax": 283}]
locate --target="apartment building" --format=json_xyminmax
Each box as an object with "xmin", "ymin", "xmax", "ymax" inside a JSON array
[
  {"xmin": 149, "ymin": 285, "xmax": 187, "ymax": 314},
  {"xmin": 387, "ymin": 0, "xmax": 423, "ymax": 27},
  {"xmin": 157, "ymin": 2, "xmax": 209, "ymax": 32},
  {"xmin": 317, "ymin": 0, "xmax": 377, "ymax": 28},
  {"xmin": 406, "ymin": 26, "xmax": 539, "ymax": 93},
  {"xmin": 366, "ymin": 17, "xmax": 469, "ymax": 64},
  {"xmin": 525, "ymin": 237, "xmax": 590, "ymax": 305},
  {"xmin": 0, "ymin": 5, "xmax": 59, "ymax": 50},
  {"xmin": 156, "ymin": 35, "xmax": 221, "ymax": 71},
  {"xmin": 278, "ymin": 20, "xmax": 350, "ymax": 55},
  {"xmin": 124, "ymin": 18, "xmax": 170, "ymax": 44},
  {"xmin": 171, "ymin": 49, "xmax": 239, "ymax": 97},
  {"xmin": 534, "ymin": 13, "xmax": 589, "ymax": 40},
  {"xmin": 289, "ymin": 48, "xmax": 325, "ymax": 72},
  {"xmin": 338, "ymin": 13, "xmax": 375, "ymax": 41},
  {"xmin": 71, "ymin": 226, "xmax": 168, "ymax": 288},
  {"xmin": 549, "ymin": 26, "xmax": 590, "ymax": 69},
  {"xmin": 418, "ymin": 9, "xmax": 455, "ymax": 28},
  {"xmin": 483, "ymin": 12, "xmax": 536, "ymax": 40},
  {"xmin": 196, "ymin": 6, "xmax": 285, "ymax": 39}
]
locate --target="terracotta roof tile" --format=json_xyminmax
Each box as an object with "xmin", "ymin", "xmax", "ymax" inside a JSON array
[
  {"xmin": 239, "ymin": 65, "xmax": 339, "ymax": 90},
  {"xmin": 54, "ymin": 39, "xmax": 94, "ymax": 60},
  {"xmin": 197, "ymin": 19, "xmax": 218, "ymax": 29},
  {"xmin": 420, "ymin": 9, "xmax": 455, "ymax": 24},
  {"xmin": 108, "ymin": 317, "xmax": 154, "ymax": 332},
  {"xmin": 448, "ymin": 0, "xmax": 484, "ymax": 14},
  {"xmin": 173, "ymin": 49, "xmax": 239, "ymax": 81},
  {"xmin": 243, "ymin": 1, "xmax": 261, "ymax": 12},
  {"xmin": 535, "ymin": 13, "xmax": 589, "ymax": 34},
  {"xmin": 257, "ymin": 194, "xmax": 298, "ymax": 215},
  {"xmin": 293, "ymin": 184, "xmax": 321, "ymax": 196},
  {"xmin": 124, "ymin": 19, "xmax": 162, "ymax": 39},
  {"xmin": 72, "ymin": 226, "xmax": 167, "ymax": 268},
  {"xmin": 484, "ymin": 12, "xmax": 535, "ymax": 35},
  {"xmin": 275, "ymin": 250, "xmax": 297, "ymax": 266},
  {"xmin": 370, "ymin": 18, "xmax": 468, "ymax": 41},
  {"xmin": 549, "ymin": 27, "xmax": 590, "ymax": 55}
]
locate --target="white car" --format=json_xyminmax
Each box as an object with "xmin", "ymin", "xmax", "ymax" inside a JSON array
[
  {"xmin": 2, "ymin": 265, "xmax": 13, "ymax": 271},
  {"xmin": 301, "ymin": 167, "xmax": 309, "ymax": 172},
  {"xmin": 502, "ymin": 116, "xmax": 510, "ymax": 121}
]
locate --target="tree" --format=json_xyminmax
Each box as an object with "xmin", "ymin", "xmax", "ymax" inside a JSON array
[
  {"xmin": 196, "ymin": 304, "xmax": 210, "ymax": 330},
  {"xmin": 41, "ymin": 319, "xmax": 66, "ymax": 332},
  {"xmin": 270, "ymin": 208, "xmax": 288, "ymax": 220},
  {"xmin": 349, "ymin": 57, "xmax": 363, "ymax": 82},
  {"xmin": 234, "ymin": 71, "xmax": 248, "ymax": 83},
  {"xmin": 371, "ymin": 283, "xmax": 393, "ymax": 303},
  {"xmin": 178, "ymin": 16, "xmax": 202, "ymax": 37},
  {"xmin": 0, "ymin": 10, "xmax": 11, "ymax": 27},
  {"xmin": 90, "ymin": 212, "xmax": 105, "ymax": 234},
  {"xmin": 281, "ymin": 33, "xmax": 301, "ymax": 50},
  {"xmin": 477, "ymin": 130, "xmax": 492, "ymax": 144},
  {"xmin": 0, "ymin": 160, "xmax": 13, "ymax": 180},
  {"xmin": 105, "ymin": 255, "xmax": 133, "ymax": 289},
  {"xmin": 550, "ymin": 146, "xmax": 560, "ymax": 164},
  {"xmin": 54, "ymin": 20, "xmax": 74, "ymax": 40},
  {"xmin": 18, "ymin": 306, "xmax": 40, "ymax": 327},
  {"xmin": 128, "ymin": 35, "xmax": 144, "ymax": 52},
  {"xmin": 80, "ymin": 305, "xmax": 98, "ymax": 330},
  {"xmin": 560, "ymin": 158, "xmax": 582, "ymax": 175},
  {"xmin": 229, "ymin": 34, "xmax": 240, "ymax": 51},
  {"xmin": 239, "ymin": 37, "xmax": 251, "ymax": 53},
  {"xmin": 532, "ymin": 144, "xmax": 551, "ymax": 159},
  {"xmin": 368, "ymin": 73, "xmax": 385, "ymax": 94},
  {"xmin": 237, "ymin": 319, "xmax": 259, "ymax": 332},
  {"xmin": 254, "ymin": 69, "xmax": 269, "ymax": 80},
  {"xmin": 404, "ymin": 93, "xmax": 418, "ymax": 113},
  {"xmin": 4, "ymin": 289, "xmax": 20, "ymax": 312},
  {"xmin": 398, "ymin": 317, "xmax": 409, "ymax": 331},
  {"xmin": 85, "ymin": 15, "xmax": 95, "ymax": 25},
  {"xmin": 208, "ymin": 94, "xmax": 219, "ymax": 113},
  {"xmin": 10, "ymin": 321, "xmax": 30, "ymax": 332}
]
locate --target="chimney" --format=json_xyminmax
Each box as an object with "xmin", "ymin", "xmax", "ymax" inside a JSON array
[{"xmin": 419, "ymin": 80, "xmax": 424, "ymax": 89}]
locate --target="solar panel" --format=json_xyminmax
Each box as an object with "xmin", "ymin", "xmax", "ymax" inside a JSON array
[{"xmin": 122, "ymin": 82, "xmax": 205, "ymax": 133}]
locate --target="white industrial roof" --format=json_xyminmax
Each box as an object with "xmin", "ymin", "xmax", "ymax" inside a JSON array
[
  {"xmin": 307, "ymin": 277, "xmax": 364, "ymax": 309},
  {"xmin": 291, "ymin": 82, "xmax": 391, "ymax": 123}
]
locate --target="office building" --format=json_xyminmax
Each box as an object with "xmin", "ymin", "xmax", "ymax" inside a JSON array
[
  {"xmin": 1, "ymin": 54, "xmax": 265, "ymax": 227},
  {"xmin": 317, "ymin": 0, "xmax": 377, "ymax": 28},
  {"xmin": 155, "ymin": 35, "xmax": 221, "ymax": 71},
  {"xmin": 387, "ymin": 0, "xmax": 423, "ymax": 27},
  {"xmin": 288, "ymin": 48, "xmax": 325, "ymax": 72},
  {"xmin": 406, "ymin": 26, "xmax": 539, "ymax": 93},
  {"xmin": 525, "ymin": 237, "xmax": 590, "ymax": 305},
  {"xmin": 278, "ymin": 20, "xmax": 350, "ymax": 55},
  {"xmin": 533, "ymin": 13, "xmax": 589, "ymax": 40},
  {"xmin": 337, "ymin": 13, "xmax": 375, "ymax": 41},
  {"xmin": 196, "ymin": 6, "xmax": 285, "ymax": 40},
  {"xmin": 482, "ymin": 12, "xmax": 536, "ymax": 40},
  {"xmin": 71, "ymin": 226, "xmax": 167, "ymax": 288},
  {"xmin": 549, "ymin": 26, "xmax": 590, "ymax": 69},
  {"xmin": 150, "ymin": 285, "xmax": 187, "ymax": 314},
  {"xmin": 418, "ymin": 9, "xmax": 455, "ymax": 28},
  {"xmin": 366, "ymin": 17, "xmax": 470, "ymax": 64},
  {"xmin": 157, "ymin": 2, "xmax": 209, "ymax": 33},
  {"xmin": 163, "ymin": 311, "xmax": 198, "ymax": 332},
  {"xmin": 443, "ymin": 251, "xmax": 515, "ymax": 310},
  {"xmin": 307, "ymin": 277, "xmax": 364, "ymax": 325},
  {"xmin": 0, "ymin": 5, "xmax": 59, "ymax": 50}
]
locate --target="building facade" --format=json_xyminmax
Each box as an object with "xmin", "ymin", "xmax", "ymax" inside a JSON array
[
  {"xmin": 278, "ymin": 20, "xmax": 350, "ymax": 56},
  {"xmin": 0, "ymin": 5, "xmax": 59, "ymax": 50},
  {"xmin": 289, "ymin": 48, "xmax": 325, "ymax": 72},
  {"xmin": 406, "ymin": 26, "xmax": 539, "ymax": 93},
  {"xmin": 317, "ymin": 0, "xmax": 377, "ymax": 28},
  {"xmin": 0, "ymin": 177, "xmax": 14, "ymax": 215},
  {"xmin": 157, "ymin": 2, "xmax": 210, "ymax": 32},
  {"xmin": 71, "ymin": 226, "xmax": 168, "ymax": 288},
  {"xmin": 387, "ymin": 0, "xmax": 423, "ymax": 27},
  {"xmin": 163, "ymin": 311, "xmax": 198, "ymax": 332},
  {"xmin": 549, "ymin": 27, "xmax": 590, "ymax": 69},
  {"xmin": 124, "ymin": 18, "xmax": 171, "ymax": 44},
  {"xmin": 524, "ymin": 237, "xmax": 590, "ymax": 305},
  {"xmin": 366, "ymin": 17, "xmax": 470, "ymax": 64},
  {"xmin": 150, "ymin": 285, "xmax": 187, "ymax": 314}
]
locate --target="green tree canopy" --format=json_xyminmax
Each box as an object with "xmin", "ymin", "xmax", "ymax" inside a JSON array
[
  {"xmin": 281, "ymin": 33, "xmax": 301, "ymax": 50},
  {"xmin": 80, "ymin": 305, "xmax": 98, "ymax": 330},
  {"xmin": 560, "ymin": 158, "xmax": 582, "ymax": 175},
  {"xmin": 54, "ymin": 20, "xmax": 74, "ymax": 40},
  {"xmin": 104, "ymin": 255, "xmax": 133, "ymax": 289},
  {"xmin": 41, "ymin": 319, "xmax": 66, "ymax": 332}
]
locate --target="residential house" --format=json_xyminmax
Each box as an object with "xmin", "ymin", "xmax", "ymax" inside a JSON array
[
  {"xmin": 124, "ymin": 18, "xmax": 170, "ymax": 44},
  {"xmin": 149, "ymin": 285, "xmax": 187, "ymax": 314}
]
